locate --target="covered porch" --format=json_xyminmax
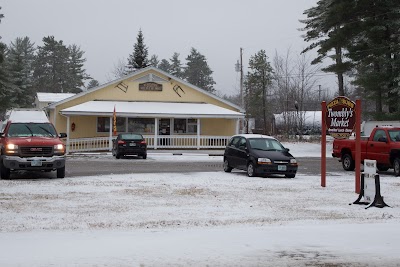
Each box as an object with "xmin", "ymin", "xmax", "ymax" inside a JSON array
[{"xmin": 59, "ymin": 101, "xmax": 244, "ymax": 153}]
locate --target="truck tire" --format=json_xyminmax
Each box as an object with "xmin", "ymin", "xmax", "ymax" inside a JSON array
[
  {"xmin": 394, "ymin": 158, "xmax": 400, "ymax": 177},
  {"xmin": 342, "ymin": 153, "xmax": 355, "ymax": 171},
  {"xmin": 57, "ymin": 166, "xmax": 65, "ymax": 178},
  {"xmin": 0, "ymin": 161, "xmax": 10, "ymax": 180}
]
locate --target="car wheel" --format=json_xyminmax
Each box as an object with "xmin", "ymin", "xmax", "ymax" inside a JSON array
[
  {"xmin": 393, "ymin": 158, "xmax": 400, "ymax": 176},
  {"xmin": 142, "ymin": 154, "xmax": 147, "ymax": 159},
  {"xmin": 223, "ymin": 158, "xmax": 232, "ymax": 172},
  {"xmin": 57, "ymin": 166, "xmax": 65, "ymax": 178},
  {"xmin": 115, "ymin": 152, "xmax": 121, "ymax": 159},
  {"xmin": 247, "ymin": 162, "xmax": 256, "ymax": 177},
  {"xmin": 377, "ymin": 165, "xmax": 389, "ymax": 172},
  {"xmin": 0, "ymin": 160, "xmax": 10, "ymax": 180},
  {"xmin": 342, "ymin": 153, "xmax": 355, "ymax": 171},
  {"xmin": 285, "ymin": 174, "xmax": 296, "ymax": 178}
]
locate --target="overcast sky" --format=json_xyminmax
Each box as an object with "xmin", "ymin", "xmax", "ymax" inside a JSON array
[{"xmin": 1, "ymin": 0, "xmax": 333, "ymax": 96}]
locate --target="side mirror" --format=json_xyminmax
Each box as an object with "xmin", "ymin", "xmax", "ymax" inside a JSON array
[
  {"xmin": 284, "ymin": 148, "xmax": 290, "ymax": 152},
  {"xmin": 59, "ymin": 133, "xmax": 67, "ymax": 138}
]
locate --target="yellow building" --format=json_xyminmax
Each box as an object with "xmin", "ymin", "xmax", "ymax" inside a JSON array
[{"xmin": 47, "ymin": 67, "xmax": 244, "ymax": 152}]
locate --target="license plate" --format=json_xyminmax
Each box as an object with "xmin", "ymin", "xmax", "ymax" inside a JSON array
[
  {"xmin": 31, "ymin": 160, "xmax": 42, "ymax": 167},
  {"xmin": 129, "ymin": 143, "xmax": 136, "ymax": 147},
  {"xmin": 278, "ymin": 165, "xmax": 287, "ymax": 171}
]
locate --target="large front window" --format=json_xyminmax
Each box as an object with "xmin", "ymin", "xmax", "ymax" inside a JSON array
[
  {"xmin": 128, "ymin": 118, "xmax": 155, "ymax": 134},
  {"xmin": 174, "ymin": 118, "xmax": 197, "ymax": 134},
  {"xmin": 97, "ymin": 117, "xmax": 125, "ymax": 133}
]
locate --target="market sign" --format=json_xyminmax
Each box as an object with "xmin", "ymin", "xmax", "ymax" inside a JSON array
[{"xmin": 326, "ymin": 96, "xmax": 356, "ymax": 139}]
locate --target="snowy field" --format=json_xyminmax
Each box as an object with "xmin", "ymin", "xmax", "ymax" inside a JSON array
[{"xmin": 1, "ymin": 141, "xmax": 400, "ymax": 266}]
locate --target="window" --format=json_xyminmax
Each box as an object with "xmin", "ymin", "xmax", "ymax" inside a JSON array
[
  {"xmin": 174, "ymin": 118, "xmax": 198, "ymax": 134},
  {"xmin": 174, "ymin": 119, "xmax": 186, "ymax": 133},
  {"xmin": 97, "ymin": 117, "xmax": 110, "ymax": 133},
  {"xmin": 128, "ymin": 118, "xmax": 154, "ymax": 133},
  {"xmin": 97, "ymin": 117, "xmax": 125, "ymax": 133}
]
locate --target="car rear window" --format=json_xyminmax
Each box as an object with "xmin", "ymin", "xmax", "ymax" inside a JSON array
[{"xmin": 120, "ymin": 134, "xmax": 143, "ymax": 140}]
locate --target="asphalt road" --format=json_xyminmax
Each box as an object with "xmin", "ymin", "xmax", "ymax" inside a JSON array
[{"xmin": 63, "ymin": 156, "xmax": 345, "ymax": 178}]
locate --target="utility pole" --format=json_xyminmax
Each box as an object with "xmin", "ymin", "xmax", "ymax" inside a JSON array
[{"xmin": 235, "ymin": 48, "xmax": 245, "ymax": 133}]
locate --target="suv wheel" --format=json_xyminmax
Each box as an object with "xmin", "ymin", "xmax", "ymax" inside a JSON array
[
  {"xmin": 342, "ymin": 153, "xmax": 355, "ymax": 171},
  {"xmin": 223, "ymin": 159, "xmax": 232, "ymax": 172},
  {"xmin": 247, "ymin": 162, "xmax": 256, "ymax": 177},
  {"xmin": 394, "ymin": 158, "xmax": 400, "ymax": 176},
  {"xmin": 57, "ymin": 166, "xmax": 65, "ymax": 178},
  {"xmin": 0, "ymin": 161, "xmax": 10, "ymax": 180}
]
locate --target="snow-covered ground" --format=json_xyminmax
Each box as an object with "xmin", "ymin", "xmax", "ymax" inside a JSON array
[{"xmin": 1, "ymin": 141, "xmax": 399, "ymax": 266}]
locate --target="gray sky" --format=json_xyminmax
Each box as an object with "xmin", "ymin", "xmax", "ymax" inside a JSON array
[{"xmin": 1, "ymin": 0, "xmax": 331, "ymax": 96}]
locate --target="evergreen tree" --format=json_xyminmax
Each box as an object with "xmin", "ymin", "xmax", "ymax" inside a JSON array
[
  {"xmin": 245, "ymin": 50, "xmax": 273, "ymax": 134},
  {"xmin": 0, "ymin": 42, "xmax": 18, "ymax": 115},
  {"xmin": 301, "ymin": 0, "xmax": 355, "ymax": 96},
  {"xmin": 149, "ymin": 54, "xmax": 159, "ymax": 67},
  {"xmin": 68, "ymin": 44, "xmax": 90, "ymax": 93},
  {"xmin": 347, "ymin": 0, "xmax": 400, "ymax": 118},
  {"xmin": 158, "ymin": 59, "xmax": 171, "ymax": 73},
  {"xmin": 184, "ymin": 48, "xmax": 216, "ymax": 93},
  {"xmin": 7, "ymin": 37, "xmax": 36, "ymax": 108},
  {"xmin": 87, "ymin": 79, "xmax": 100, "ymax": 89},
  {"xmin": 125, "ymin": 29, "xmax": 149, "ymax": 74},
  {"xmin": 170, "ymin": 52, "xmax": 183, "ymax": 78},
  {"xmin": 32, "ymin": 36, "xmax": 70, "ymax": 93}
]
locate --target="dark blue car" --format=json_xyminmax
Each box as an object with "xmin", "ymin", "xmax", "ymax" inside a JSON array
[
  {"xmin": 223, "ymin": 134, "xmax": 298, "ymax": 178},
  {"xmin": 112, "ymin": 133, "xmax": 147, "ymax": 159}
]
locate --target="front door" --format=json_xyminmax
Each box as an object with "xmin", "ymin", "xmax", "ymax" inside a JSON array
[{"xmin": 159, "ymin": 119, "xmax": 171, "ymax": 146}]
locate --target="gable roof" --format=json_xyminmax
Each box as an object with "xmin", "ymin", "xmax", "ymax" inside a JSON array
[
  {"xmin": 46, "ymin": 66, "xmax": 244, "ymax": 112},
  {"xmin": 36, "ymin": 93, "xmax": 76, "ymax": 103}
]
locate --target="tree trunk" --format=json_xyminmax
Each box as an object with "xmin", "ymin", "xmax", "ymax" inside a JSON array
[{"xmin": 335, "ymin": 46, "xmax": 345, "ymax": 96}]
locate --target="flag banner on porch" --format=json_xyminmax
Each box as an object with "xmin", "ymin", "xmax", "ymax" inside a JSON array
[{"xmin": 113, "ymin": 105, "xmax": 117, "ymax": 135}]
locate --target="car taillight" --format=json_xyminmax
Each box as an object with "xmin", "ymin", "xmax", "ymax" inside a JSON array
[
  {"xmin": 140, "ymin": 140, "xmax": 146, "ymax": 144},
  {"xmin": 118, "ymin": 140, "xmax": 126, "ymax": 144}
]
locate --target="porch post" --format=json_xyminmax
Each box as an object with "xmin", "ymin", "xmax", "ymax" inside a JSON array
[
  {"xmin": 66, "ymin": 116, "xmax": 70, "ymax": 154},
  {"xmin": 235, "ymin": 119, "xmax": 240, "ymax": 134},
  {"xmin": 154, "ymin": 118, "xmax": 159, "ymax": 150},
  {"xmin": 109, "ymin": 116, "xmax": 113, "ymax": 151},
  {"xmin": 197, "ymin": 118, "xmax": 201, "ymax": 150}
]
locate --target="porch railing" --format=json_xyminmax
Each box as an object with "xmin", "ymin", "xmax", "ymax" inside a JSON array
[{"xmin": 67, "ymin": 135, "xmax": 230, "ymax": 153}]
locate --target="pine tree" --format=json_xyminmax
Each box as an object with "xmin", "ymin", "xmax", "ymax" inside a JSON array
[
  {"xmin": 347, "ymin": 0, "xmax": 400, "ymax": 118},
  {"xmin": 32, "ymin": 36, "xmax": 70, "ymax": 93},
  {"xmin": 184, "ymin": 48, "xmax": 216, "ymax": 93},
  {"xmin": 170, "ymin": 52, "xmax": 183, "ymax": 78},
  {"xmin": 301, "ymin": 0, "xmax": 355, "ymax": 96},
  {"xmin": 158, "ymin": 59, "xmax": 171, "ymax": 73},
  {"xmin": 68, "ymin": 44, "xmax": 90, "ymax": 93},
  {"xmin": 125, "ymin": 29, "xmax": 149, "ymax": 74},
  {"xmin": 245, "ymin": 50, "xmax": 273, "ymax": 134},
  {"xmin": 7, "ymin": 37, "xmax": 36, "ymax": 107},
  {"xmin": 87, "ymin": 79, "xmax": 100, "ymax": 89},
  {"xmin": 0, "ymin": 42, "xmax": 18, "ymax": 115}
]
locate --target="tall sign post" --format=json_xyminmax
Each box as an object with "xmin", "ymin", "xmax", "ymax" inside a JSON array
[
  {"xmin": 321, "ymin": 101, "xmax": 326, "ymax": 187},
  {"xmin": 323, "ymin": 96, "xmax": 357, "ymax": 188},
  {"xmin": 355, "ymin": 99, "xmax": 361, "ymax": 193}
]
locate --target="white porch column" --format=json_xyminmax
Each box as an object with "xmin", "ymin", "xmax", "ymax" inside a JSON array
[
  {"xmin": 66, "ymin": 116, "xmax": 70, "ymax": 154},
  {"xmin": 154, "ymin": 118, "xmax": 159, "ymax": 150},
  {"xmin": 108, "ymin": 116, "xmax": 113, "ymax": 151},
  {"xmin": 235, "ymin": 119, "xmax": 240, "ymax": 134},
  {"xmin": 197, "ymin": 118, "xmax": 201, "ymax": 150}
]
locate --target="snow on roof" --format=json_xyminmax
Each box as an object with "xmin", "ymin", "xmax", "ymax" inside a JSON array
[
  {"xmin": 60, "ymin": 101, "xmax": 244, "ymax": 119},
  {"xmin": 6, "ymin": 109, "xmax": 50, "ymax": 123},
  {"xmin": 36, "ymin": 93, "xmax": 75, "ymax": 103}
]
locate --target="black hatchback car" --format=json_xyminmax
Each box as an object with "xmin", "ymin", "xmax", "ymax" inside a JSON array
[
  {"xmin": 223, "ymin": 134, "xmax": 298, "ymax": 178},
  {"xmin": 112, "ymin": 133, "xmax": 147, "ymax": 159}
]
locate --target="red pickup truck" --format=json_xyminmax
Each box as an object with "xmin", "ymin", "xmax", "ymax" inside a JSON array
[{"xmin": 332, "ymin": 127, "xmax": 400, "ymax": 176}]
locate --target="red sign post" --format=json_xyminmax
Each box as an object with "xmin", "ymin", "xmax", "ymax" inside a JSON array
[{"xmin": 322, "ymin": 96, "xmax": 359, "ymax": 189}]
